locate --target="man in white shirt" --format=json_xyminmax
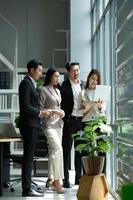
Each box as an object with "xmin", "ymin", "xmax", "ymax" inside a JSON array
[{"xmin": 61, "ymin": 62, "xmax": 84, "ymax": 188}]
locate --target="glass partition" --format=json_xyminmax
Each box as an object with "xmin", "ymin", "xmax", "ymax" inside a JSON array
[{"xmin": 115, "ymin": 0, "xmax": 133, "ymax": 192}]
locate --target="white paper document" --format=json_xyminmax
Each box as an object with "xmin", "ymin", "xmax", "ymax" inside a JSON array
[{"xmin": 94, "ymin": 85, "xmax": 111, "ymax": 103}]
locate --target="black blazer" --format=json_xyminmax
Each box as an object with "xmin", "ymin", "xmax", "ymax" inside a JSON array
[
  {"xmin": 19, "ymin": 76, "xmax": 41, "ymax": 129},
  {"xmin": 60, "ymin": 79, "xmax": 84, "ymax": 119}
]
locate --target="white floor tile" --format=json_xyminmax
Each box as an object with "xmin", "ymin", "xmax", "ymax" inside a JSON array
[{"xmin": 0, "ymin": 171, "xmax": 115, "ymax": 200}]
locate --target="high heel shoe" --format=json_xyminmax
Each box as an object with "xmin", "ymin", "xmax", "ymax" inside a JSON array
[
  {"xmin": 52, "ymin": 181, "xmax": 65, "ymax": 194},
  {"xmin": 45, "ymin": 179, "xmax": 53, "ymax": 189}
]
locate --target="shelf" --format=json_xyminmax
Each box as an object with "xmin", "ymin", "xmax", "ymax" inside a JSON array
[
  {"xmin": 0, "ymin": 109, "xmax": 19, "ymax": 113},
  {"xmin": 53, "ymin": 48, "xmax": 68, "ymax": 51},
  {"xmin": 0, "ymin": 89, "xmax": 18, "ymax": 94},
  {"xmin": 54, "ymin": 29, "xmax": 68, "ymax": 32}
]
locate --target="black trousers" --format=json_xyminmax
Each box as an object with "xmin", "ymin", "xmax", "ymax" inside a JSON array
[
  {"xmin": 99, "ymin": 152, "xmax": 106, "ymax": 174},
  {"xmin": 62, "ymin": 116, "xmax": 83, "ymax": 183},
  {"xmin": 19, "ymin": 126, "xmax": 39, "ymax": 190}
]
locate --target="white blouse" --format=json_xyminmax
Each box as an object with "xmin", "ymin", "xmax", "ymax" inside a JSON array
[{"xmin": 78, "ymin": 89, "xmax": 106, "ymax": 122}]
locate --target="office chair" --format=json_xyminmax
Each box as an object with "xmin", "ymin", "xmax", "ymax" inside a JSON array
[{"xmin": 5, "ymin": 132, "xmax": 48, "ymax": 192}]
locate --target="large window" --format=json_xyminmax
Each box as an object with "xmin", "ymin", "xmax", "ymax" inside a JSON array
[
  {"xmin": 115, "ymin": 0, "xmax": 133, "ymax": 191},
  {"xmin": 91, "ymin": 0, "xmax": 115, "ymax": 188},
  {"xmin": 91, "ymin": 0, "xmax": 133, "ymax": 195}
]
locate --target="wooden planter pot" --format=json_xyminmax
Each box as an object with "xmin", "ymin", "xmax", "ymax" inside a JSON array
[
  {"xmin": 77, "ymin": 174, "xmax": 109, "ymax": 200},
  {"xmin": 82, "ymin": 156, "xmax": 105, "ymax": 175},
  {"xmin": 77, "ymin": 156, "xmax": 108, "ymax": 200}
]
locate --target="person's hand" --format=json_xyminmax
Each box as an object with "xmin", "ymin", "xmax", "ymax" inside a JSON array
[
  {"xmin": 52, "ymin": 109, "xmax": 65, "ymax": 118},
  {"xmin": 96, "ymin": 99, "xmax": 103, "ymax": 110},
  {"xmin": 83, "ymin": 102, "xmax": 96, "ymax": 114},
  {"xmin": 41, "ymin": 110, "xmax": 52, "ymax": 118},
  {"xmin": 59, "ymin": 109, "xmax": 65, "ymax": 118}
]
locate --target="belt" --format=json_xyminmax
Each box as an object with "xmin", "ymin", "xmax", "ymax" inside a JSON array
[{"xmin": 70, "ymin": 116, "xmax": 83, "ymax": 120}]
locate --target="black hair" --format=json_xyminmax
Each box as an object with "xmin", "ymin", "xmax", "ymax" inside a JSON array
[
  {"xmin": 27, "ymin": 59, "xmax": 42, "ymax": 72},
  {"xmin": 44, "ymin": 68, "xmax": 58, "ymax": 87},
  {"xmin": 66, "ymin": 61, "xmax": 80, "ymax": 72},
  {"xmin": 85, "ymin": 69, "xmax": 101, "ymax": 89}
]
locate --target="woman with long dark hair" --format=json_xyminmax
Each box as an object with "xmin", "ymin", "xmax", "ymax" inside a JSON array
[
  {"xmin": 40, "ymin": 68, "xmax": 65, "ymax": 193},
  {"xmin": 78, "ymin": 69, "xmax": 106, "ymax": 122},
  {"xmin": 78, "ymin": 69, "xmax": 107, "ymax": 173}
]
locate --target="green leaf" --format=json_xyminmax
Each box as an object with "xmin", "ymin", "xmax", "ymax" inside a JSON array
[{"xmin": 71, "ymin": 116, "xmax": 113, "ymax": 156}]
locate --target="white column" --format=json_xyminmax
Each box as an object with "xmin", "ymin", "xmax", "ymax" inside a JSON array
[
  {"xmin": 70, "ymin": 0, "xmax": 92, "ymax": 171},
  {"xmin": 70, "ymin": 0, "xmax": 92, "ymax": 81}
]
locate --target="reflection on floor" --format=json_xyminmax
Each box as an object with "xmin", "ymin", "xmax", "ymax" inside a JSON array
[{"xmin": 0, "ymin": 171, "xmax": 115, "ymax": 200}]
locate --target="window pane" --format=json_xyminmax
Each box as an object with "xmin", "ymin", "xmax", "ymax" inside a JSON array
[
  {"xmin": 93, "ymin": 6, "xmax": 96, "ymax": 33},
  {"xmin": 104, "ymin": 0, "xmax": 109, "ymax": 8},
  {"xmin": 93, "ymin": 37, "xmax": 97, "ymax": 67},
  {"xmin": 99, "ymin": 23, "xmax": 104, "ymax": 79},
  {"xmin": 104, "ymin": 9, "xmax": 110, "ymax": 85},
  {"xmin": 99, "ymin": 0, "xmax": 104, "ymax": 19},
  {"xmin": 92, "ymin": 0, "xmax": 95, "ymax": 7},
  {"xmin": 115, "ymin": 0, "xmax": 133, "ymax": 191}
]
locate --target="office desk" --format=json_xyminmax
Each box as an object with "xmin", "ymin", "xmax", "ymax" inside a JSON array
[{"xmin": 0, "ymin": 137, "xmax": 22, "ymax": 196}]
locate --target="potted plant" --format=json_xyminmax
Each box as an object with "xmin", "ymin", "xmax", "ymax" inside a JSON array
[{"xmin": 73, "ymin": 116, "xmax": 113, "ymax": 175}]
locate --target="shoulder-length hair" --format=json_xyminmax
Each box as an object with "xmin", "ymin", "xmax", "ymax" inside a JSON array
[
  {"xmin": 85, "ymin": 69, "xmax": 101, "ymax": 89},
  {"xmin": 44, "ymin": 68, "xmax": 57, "ymax": 86}
]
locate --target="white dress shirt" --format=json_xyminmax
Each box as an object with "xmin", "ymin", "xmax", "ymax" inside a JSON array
[
  {"xmin": 70, "ymin": 79, "xmax": 83, "ymax": 117},
  {"xmin": 28, "ymin": 75, "xmax": 37, "ymax": 88}
]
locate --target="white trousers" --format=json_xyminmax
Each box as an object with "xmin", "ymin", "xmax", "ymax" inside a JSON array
[{"xmin": 44, "ymin": 128, "xmax": 64, "ymax": 180}]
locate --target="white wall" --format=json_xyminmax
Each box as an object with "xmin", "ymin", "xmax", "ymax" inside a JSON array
[
  {"xmin": 0, "ymin": 0, "xmax": 68, "ymax": 68},
  {"xmin": 0, "ymin": 0, "xmax": 92, "ymax": 76},
  {"xmin": 69, "ymin": 0, "xmax": 92, "ymax": 170},
  {"xmin": 70, "ymin": 0, "xmax": 91, "ymax": 81}
]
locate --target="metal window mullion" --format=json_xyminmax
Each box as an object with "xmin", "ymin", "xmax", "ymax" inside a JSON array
[
  {"xmin": 91, "ymin": 0, "xmax": 113, "ymax": 41},
  {"xmin": 91, "ymin": 1, "xmax": 94, "ymax": 68}
]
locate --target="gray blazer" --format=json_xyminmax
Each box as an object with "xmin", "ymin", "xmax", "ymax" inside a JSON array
[{"xmin": 40, "ymin": 86, "xmax": 63, "ymax": 129}]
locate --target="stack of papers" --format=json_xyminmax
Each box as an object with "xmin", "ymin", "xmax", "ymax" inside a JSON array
[{"xmin": 94, "ymin": 85, "xmax": 111, "ymax": 103}]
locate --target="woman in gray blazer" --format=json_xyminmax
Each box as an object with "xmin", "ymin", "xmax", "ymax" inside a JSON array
[{"xmin": 40, "ymin": 68, "xmax": 65, "ymax": 194}]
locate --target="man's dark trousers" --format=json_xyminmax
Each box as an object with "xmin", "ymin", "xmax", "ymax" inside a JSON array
[
  {"xmin": 62, "ymin": 116, "xmax": 83, "ymax": 184},
  {"xmin": 20, "ymin": 126, "xmax": 39, "ymax": 190}
]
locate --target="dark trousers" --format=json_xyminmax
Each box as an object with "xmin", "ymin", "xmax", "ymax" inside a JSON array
[
  {"xmin": 62, "ymin": 117, "xmax": 83, "ymax": 183},
  {"xmin": 3, "ymin": 143, "xmax": 10, "ymax": 185},
  {"xmin": 19, "ymin": 126, "xmax": 38, "ymax": 190},
  {"xmin": 99, "ymin": 152, "xmax": 106, "ymax": 174}
]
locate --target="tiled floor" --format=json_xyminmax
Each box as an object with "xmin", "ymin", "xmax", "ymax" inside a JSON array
[{"xmin": 0, "ymin": 171, "xmax": 115, "ymax": 200}]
